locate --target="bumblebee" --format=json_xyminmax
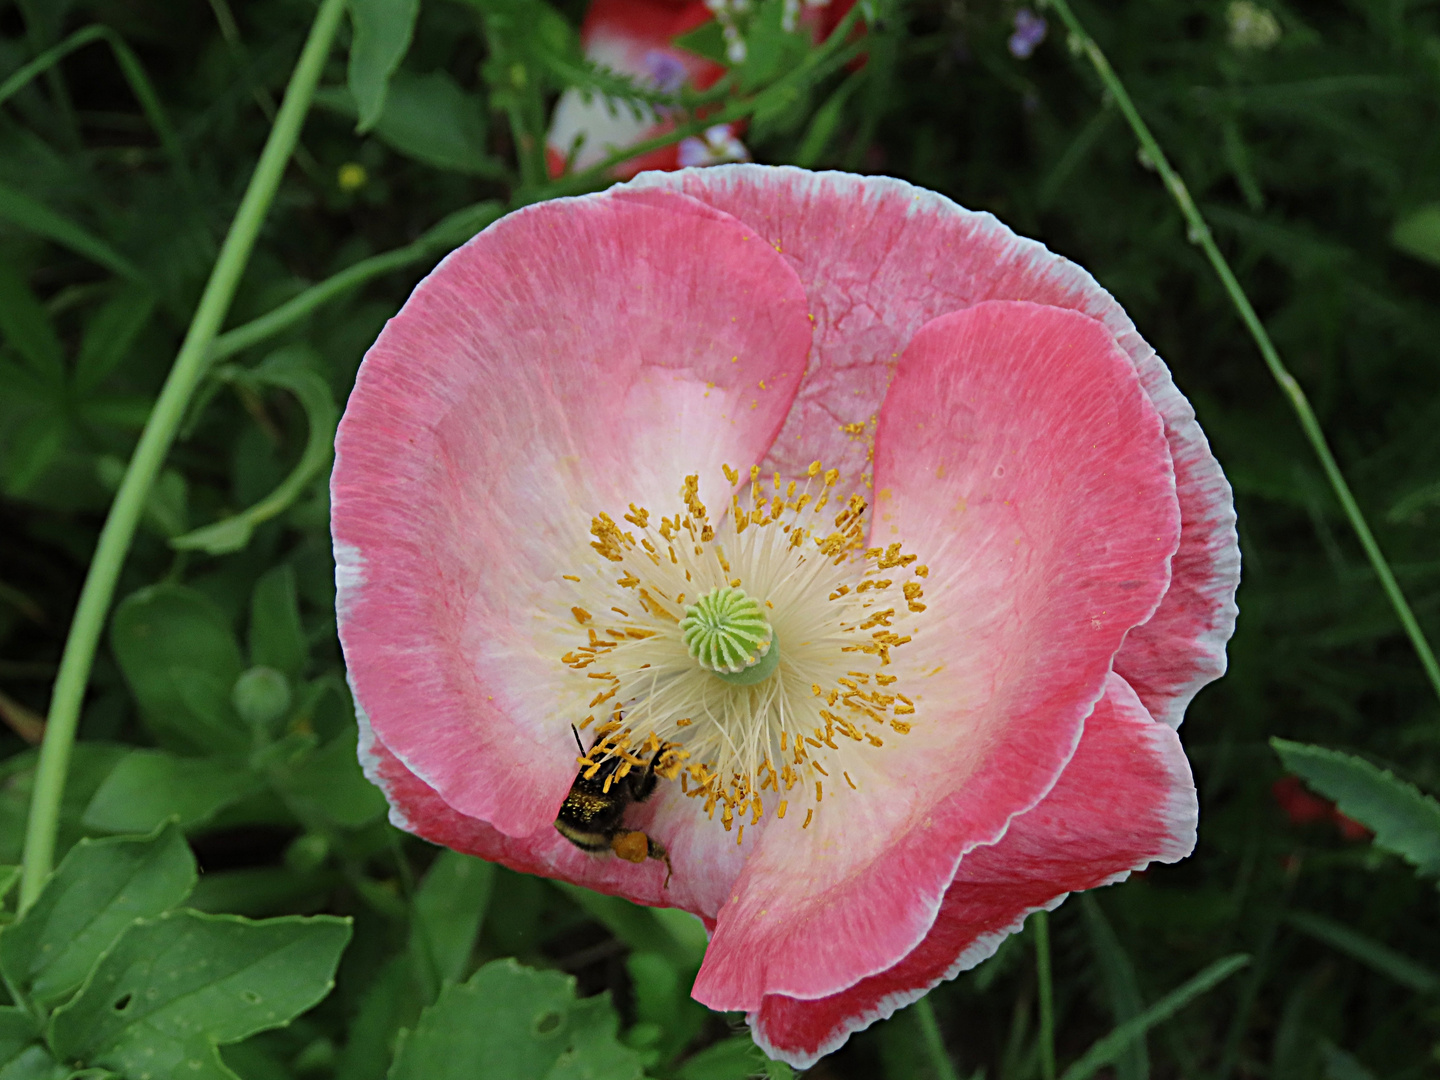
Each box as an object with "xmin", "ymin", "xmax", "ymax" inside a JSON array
[{"xmin": 555, "ymin": 729, "xmax": 673, "ymax": 886}]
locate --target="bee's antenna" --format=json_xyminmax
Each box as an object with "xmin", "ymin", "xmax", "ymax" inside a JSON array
[{"xmin": 570, "ymin": 724, "xmax": 586, "ymax": 755}]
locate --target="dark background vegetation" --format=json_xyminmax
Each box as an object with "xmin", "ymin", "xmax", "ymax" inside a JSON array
[{"xmin": 1, "ymin": 0, "xmax": 1439, "ymax": 1077}]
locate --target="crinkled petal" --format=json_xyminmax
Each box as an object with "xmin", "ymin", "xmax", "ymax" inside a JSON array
[
  {"xmin": 623, "ymin": 165, "xmax": 1239, "ymax": 730},
  {"xmin": 333, "ymin": 188, "xmax": 811, "ymax": 837},
  {"xmin": 749, "ymin": 671, "xmax": 1197, "ymax": 1068},
  {"xmin": 691, "ymin": 301, "xmax": 1180, "ymax": 1011}
]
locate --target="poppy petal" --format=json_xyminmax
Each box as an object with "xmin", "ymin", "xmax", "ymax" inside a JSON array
[
  {"xmin": 624, "ymin": 165, "xmax": 1238, "ymax": 731},
  {"xmin": 749, "ymin": 671, "xmax": 1196, "ymax": 1068},
  {"xmin": 690, "ymin": 300, "xmax": 1179, "ymax": 1012},
  {"xmin": 333, "ymin": 188, "xmax": 811, "ymax": 838}
]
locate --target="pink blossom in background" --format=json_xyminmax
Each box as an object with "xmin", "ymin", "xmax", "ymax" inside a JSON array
[
  {"xmin": 545, "ymin": 0, "xmax": 744, "ymax": 178},
  {"xmin": 331, "ymin": 165, "xmax": 1240, "ymax": 1067},
  {"xmin": 545, "ymin": 0, "xmax": 859, "ymax": 178}
]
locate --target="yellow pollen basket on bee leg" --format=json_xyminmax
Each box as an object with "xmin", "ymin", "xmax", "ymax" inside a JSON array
[{"xmin": 557, "ymin": 461, "xmax": 932, "ymax": 847}]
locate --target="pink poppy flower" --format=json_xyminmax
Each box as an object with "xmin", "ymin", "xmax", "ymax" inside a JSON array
[{"xmin": 332, "ymin": 165, "xmax": 1239, "ymax": 1067}]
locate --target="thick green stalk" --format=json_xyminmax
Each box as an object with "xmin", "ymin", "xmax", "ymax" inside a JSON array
[
  {"xmin": 1042, "ymin": 0, "xmax": 1440, "ymax": 705},
  {"xmin": 1035, "ymin": 910, "xmax": 1057, "ymax": 1080},
  {"xmin": 18, "ymin": 0, "xmax": 348, "ymax": 911},
  {"xmin": 913, "ymin": 996, "xmax": 961, "ymax": 1080}
]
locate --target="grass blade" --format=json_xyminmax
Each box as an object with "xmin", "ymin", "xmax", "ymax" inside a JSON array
[
  {"xmin": 1285, "ymin": 911, "xmax": 1439, "ymax": 994},
  {"xmin": 1060, "ymin": 955, "xmax": 1250, "ymax": 1080},
  {"xmin": 0, "ymin": 183, "xmax": 143, "ymax": 282}
]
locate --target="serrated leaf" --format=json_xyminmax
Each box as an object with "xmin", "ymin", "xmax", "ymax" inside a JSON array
[
  {"xmin": 1271, "ymin": 739, "xmax": 1440, "ymax": 878},
  {"xmin": 81, "ymin": 751, "xmax": 264, "ymax": 835},
  {"xmin": 348, "ymin": 0, "xmax": 419, "ymax": 131},
  {"xmin": 0, "ymin": 825, "xmax": 195, "ymax": 1013},
  {"xmin": 387, "ymin": 958, "xmax": 645, "ymax": 1080},
  {"xmin": 248, "ymin": 565, "xmax": 306, "ymax": 677},
  {"xmin": 110, "ymin": 584, "xmax": 247, "ymax": 754},
  {"xmin": 48, "ymin": 911, "xmax": 351, "ymax": 1078}
]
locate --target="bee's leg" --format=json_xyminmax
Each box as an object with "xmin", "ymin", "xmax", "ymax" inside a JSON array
[
  {"xmin": 610, "ymin": 831, "xmax": 674, "ymax": 888},
  {"xmin": 646, "ymin": 836, "xmax": 674, "ymax": 889}
]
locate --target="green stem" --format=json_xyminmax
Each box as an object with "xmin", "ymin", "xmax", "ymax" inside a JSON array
[
  {"xmin": 1043, "ymin": 0, "xmax": 1440, "ymax": 706},
  {"xmin": 17, "ymin": 0, "xmax": 348, "ymax": 912},
  {"xmin": 211, "ymin": 238, "xmax": 435, "ymax": 362},
  {"xmin": 1035, "ymin": 909, "xmax": 1057, "ymax": 1080},
  {"xmin": 913, "ymin": 996, "xmax": 961, "ymax": 1080}
]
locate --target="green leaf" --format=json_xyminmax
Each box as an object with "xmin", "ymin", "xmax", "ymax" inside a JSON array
[
  {"xmin": 552, "ymin": 884, "xmax": 705, "ymax": 970},
  {"xmin": 373, "ymin": 72, "xmax": 497, "ymax": 175},
  {"xmin": 1271, "ymin": 739, "xmax": 1440, "ymax": 878},
  {"xmin": 0, "ymin": 867, "xmax": 19, "ymax": 905},
  {"xmin": 0, "ymin": 744, "xmax": 131, "ymax": 868},
  {"xmin": 48, "ymin": 911, "xmax": 352, "ymax": 1078},
  {"xmin": 1391, "ymin": 204, "xmax": 1440, "ymax": 268},
  {"xmin": 81, "ymin": 751, "xmax": 264, "ymax": 835},
  {"xmin": 0, "ymin": 184, "xmax": 143, "ymax": 283},
  {"xmin": 0, "ymin": 825, "xmax": 196, "ymax": 1013},
  {"xmin": 171, "ymin": 363, "xmax": 338, "ymax": 556},
  {"xmin": 411, "ymin": 852, "xmax": 495, "ymax": 990},
  {"xmin": 673, "ymin": 1035, "xmax": 772, "ymax": 1080},
  {"xmin": 1284, "ymin": 910, "xmax": 1439, "ymax": 994},
  {"xmin": 1320, "ymin": 1042, "xmax": 1377, "ymax": 1080},
  {"xmin": 0, "ymin": 1042, "xmax": 67, "ymax": 1080},
  {"xmin": 271, "ymin": 728, "xmax": 388, "ymax": 829},
  {"xmin": 1060, "ymin": 955, "xmax": 1250, "ymax": 1080},
  {"xmin": 627, "ymin": 951, "xmax": 708, "ymax": 1070},
  {"xmin": 736, "ymin": 0, "xmax": 808, "ymax": 91},
  {"xmin": 0, "ymin": 1006, "xmax": 43, "ymax": 1067},
  {"xmin": 248, "ymin": 565, "xmax": 306, "ymax": 677},
  {"xmin": 110, "ymin": 584, "xmax": 248, "ymax": 754},
  {"xmin": 674, "ymin": 21, "xmax": 729, "ymax": 66},
  {"xmin": 348, "ymin": 0, "xmax": 419, "ymax": 132},
  {"xmin": 316, "ymin": 71, "xmax": 501, "ymax": 176},
  {"xmin": 73, "ymin": 286, "xmax": 157, "ymax": 395},
  {"xmin": 387, "ymin": 959, "xmax": 645, "ymax": 1080},
  {"xmin": 2, "ymin": 409, "xmax": 69, "ymax": 499},
  {"xmin": 0, "ymin": 262, "xmax": 64, "ymax": 387}
]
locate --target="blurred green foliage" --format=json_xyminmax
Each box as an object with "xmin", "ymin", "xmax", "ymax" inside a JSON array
[{"xmin": 0, "ymin": 0, "xmax": 1438, "ymax": 1077}]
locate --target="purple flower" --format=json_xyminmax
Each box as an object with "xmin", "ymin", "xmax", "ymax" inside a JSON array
[
  {"xmin": 642, "ymin": 49, "xmax": 688, "ymax": 93},
  {"xmin": 1008, "ymin": 7, "xmax": 1047, "ymax": 59}
]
